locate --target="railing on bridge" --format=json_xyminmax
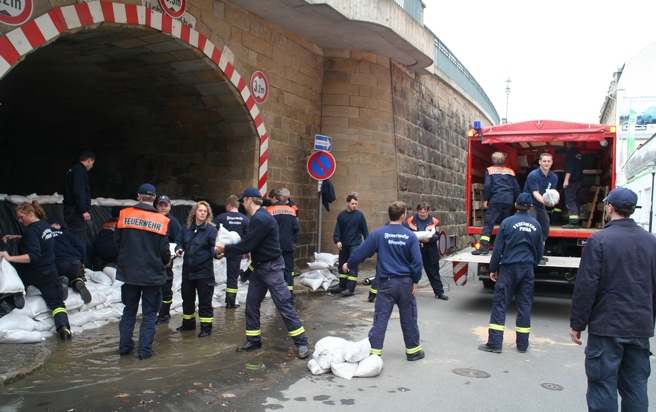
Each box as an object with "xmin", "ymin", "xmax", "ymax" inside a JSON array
[{"xmin": 395, "ymin": 0, "xmax": 500, "ymax": 124}]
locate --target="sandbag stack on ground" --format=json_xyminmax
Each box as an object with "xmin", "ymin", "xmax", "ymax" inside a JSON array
[
  {"xmin": 307, "ymin": 336, "xmax": 384, "ymax": 379},
  {"xmin": 299, "ymin": 252, "xmax": 339, "ymax": 291}
]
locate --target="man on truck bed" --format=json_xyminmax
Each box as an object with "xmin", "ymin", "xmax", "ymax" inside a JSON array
[
  {"xmin": 524, "ymin": 152, "xmax": 558, "ymax": 241},
  {"xmin": 472, "ymin": 152, "xmax": 520, "ymax": 256}
]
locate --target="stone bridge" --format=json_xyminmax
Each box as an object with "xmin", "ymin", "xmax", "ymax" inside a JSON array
[{"xmin": 0, "ymin": 0, "xmax": 497, "ymax": 261}]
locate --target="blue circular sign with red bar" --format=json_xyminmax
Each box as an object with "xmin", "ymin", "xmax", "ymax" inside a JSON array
[{"xmin": 307, "ymin": 151, "xmax": 336, "ymax": 180}]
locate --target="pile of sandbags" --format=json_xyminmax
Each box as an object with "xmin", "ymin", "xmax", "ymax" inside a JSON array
[
  {"xmin": 307, "ymin": 336, "xmax": 384, "ymax": 379},
  {"xmin": 299, "ymin": 252, "xmax": 339, "ymax": 291}
]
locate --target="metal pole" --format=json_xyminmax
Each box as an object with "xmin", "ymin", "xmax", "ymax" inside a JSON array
[
  {"xmin": 504, "ymin": 78, "xmax": 511, "ymax": 124},
  {"xmin": 317, "ymin": 180, "xmax": 323, "ymax": 253},
  {"xmin": 650, "ymin": 171, "xmax": 655, "ymax": 233}
]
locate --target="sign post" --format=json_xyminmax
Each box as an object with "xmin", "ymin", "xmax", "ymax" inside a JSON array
[{"xmin": 308, "ymin": 150, "xmax": 336, "ymax": 252}]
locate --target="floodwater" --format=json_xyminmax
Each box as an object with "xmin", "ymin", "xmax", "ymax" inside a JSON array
[{"xmin": 0, "ymin": 294, "xmax": 361, "ymax": 412}]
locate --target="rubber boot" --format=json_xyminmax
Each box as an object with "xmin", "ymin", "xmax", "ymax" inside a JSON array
[
  {"xmin": 225, "ymin": 293, "xmax": 239, "ymax": 308},
  {"xmin": 73, "ymin": 280, "xmax": 92, "ymax": 304},
  {"xmin": 176, "ymin": 318, "xmax": 196, "ymax": 331},
  {"xmin": 198, "ymin": 323, "xmax": 212, "ymax": 338},
  {"xmin": 156, "ymin": 302, "xmax": 171, "ymax": 324},
  {"xmin": 341, "ymin": 279, "xmax": 357, "ymax": 296},
  {"xmin": 60, "ymin": 276, "xmax": 69, "ymax": 301}
]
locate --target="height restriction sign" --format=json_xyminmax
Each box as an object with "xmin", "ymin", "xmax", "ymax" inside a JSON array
[{"xmin": 307, "ymin": 151, "xmax": 336, "ymax": 180}]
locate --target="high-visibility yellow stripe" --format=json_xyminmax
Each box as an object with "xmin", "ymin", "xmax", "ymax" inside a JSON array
[
  {"xmin": 553, "ymin": 208, "xmax": 562, "ymax": 213},
  {"xmin": 480, "ymin": 235, "xmax": 491, "ymax": 242},
  {"xmin": 569, "ymin": 215, "xmax": 579, "ymax": 220},
  {"xmin": 182, "ymin": 313, "xmax": 196, "ymax": 320},
  {"xmin": 347, "ymin": 275, "xmax": 358, "ymax": 281},
  {"xmin": 288, "ymin": 326, "xmax": 305, "ymax": 337},
  {"xmin": 52, "ymin": 307, "xmax": 68, "ymax": 316},
  {"xmin": 199, "ymin": 317, "xmax": 213, "ymax": 323},
  {"xmin": 162, "ymin": 299, "xmax": 173, "ymax": 304},
  {"xmin": 369, "ymin": 288, "xmax": 378, "ymax": 294},
  {"xmin": 288, "ymin": 286, "xmax": 294, "ymax": 291},
  {"xmin": 226, "ymin": 288, "xmax": 238, "ymax": 294},
  {"xmin": 248, "ymin": 264, "xmax": 254, "ymax": 271},
  {"xmin": 516, "ymin": 326, "xmax": 531, "ymax": 334},
  {"xmin": 370, "ymin": 348, "xmax": 383, "ymax": 355},
  {"xmin": 339, "ymin": 274, "xmax": 348, "ymax": 279},
  {"xmin": 246, "ymin": 329, "xmax": 261, "ymax": 337},
  {"xmin": 405, "ymin": 345, "xmax": 423, "ymax": 355},
  {"xmin": 489, "ymin": 323, "xmax": 505, "ymax": 331},
  {"xmin": 71, "ymin": 277, "xmax": 84, "ymax": 283}
]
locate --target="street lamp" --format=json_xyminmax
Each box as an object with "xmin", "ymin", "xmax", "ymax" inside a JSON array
[{"xmin": 504, "ymin": 78, "xmax": 511, "ymax": 124}]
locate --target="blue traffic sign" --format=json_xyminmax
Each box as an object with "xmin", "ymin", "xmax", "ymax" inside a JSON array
[
  {"xmin": 314, "ymin": 134, "xmax": 332, "ymax": 151},
  {"xmin": 307, "ymin": 150, "xmax": 336, "ymax": 180}
]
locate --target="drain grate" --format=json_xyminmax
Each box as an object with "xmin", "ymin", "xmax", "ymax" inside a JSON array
[
  {"xmin": 541, "ymin": 383, "xmax": 564, "ymax": 391},
  {"xmin": 452, "ymin": 368, "xmax": 491, "ymax": 378}
]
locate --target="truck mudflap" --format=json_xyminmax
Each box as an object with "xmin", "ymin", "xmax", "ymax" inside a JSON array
[{"xmin": 443, "ymin": 247, "xmax": 581, "ymax": 285}]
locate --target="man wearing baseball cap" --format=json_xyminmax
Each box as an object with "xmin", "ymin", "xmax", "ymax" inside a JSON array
[
  {"xmin": 570, "ymin": 187, "xmax": 656, "ymax": 411},
  {"xmin": 215, "ymin": 187, "xmax": 310, "ymax": 359},
  {"xmin": 154, "ymin": 195, "xmax": 182, "ymax": 325},
  {"xmin": 479, "ymin": 192, "xmax": 544, "ymax": 354},
  {"xmin": 115, "ymin": 183, "xmax": 171, "ymax": 359}
]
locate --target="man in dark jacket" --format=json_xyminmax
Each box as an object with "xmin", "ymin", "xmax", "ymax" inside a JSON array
[
  {"xmin": 63, "ymin": 151, "xmax": 95, "ymax": 262},
  {"xmin": 115, "ymin": 183, "xmax": 170, "ymax": 360},
  {"xmin": 267, "ymin": 189, "xmax": 299, "ymax": 303},
  {"xmin": 333, "ymin": 194, "xmax": 369, "ymax": 296},
  {"xmin": 154, "ymin": 195, "xmax": 181, "ymax": 325},
  {"xmin": 215, "ymin": 187, "xmax": 309, "ymax": 359},
  {"xmin": 48, "ymin": 218, "xmax": 92, "ymax": 304},
  {"xmin": 478, "ymin": 193, "xmax": 543, "ymax": 354},
  {"xmin": 570, "ymin": 187, "xmax": 656, "ymax": 412},
  {"xmin": 473, "ymin": 151, "xmax": 520, "ymax": 255}
]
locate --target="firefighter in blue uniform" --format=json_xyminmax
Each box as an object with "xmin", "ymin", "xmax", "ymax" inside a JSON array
[
  {"xmin": 406, "ymin": 202, "xmax": 448, "ymax": 300},
  {"xmin": 213, "ymin": 195, "xmax": 250, "ymax": 308},
  {"xmin": 479, "ymin": 192, "xmax": 543, "ymax": 354},
  {"xmin": 562, "ymin": 142, "xmax": 583, "ymax": 228},
  {"xmin": 154, "ymin": 195, "xmax": 181, "ymax": 325},
  {"xmin": 1, "ymin": 201, "xmax": 72, "ymax": 340},
  {"xmin": 333, "ymin": 194, "xmax": 369, "ymax": 296},
  {"xmin": 215, "ymin": 188, "xmax": 309, "ymax": 359},
  {"xmin": 267, "ymin": 189, "xmax": 299, "ymax": 303},
  {"xmin": 115, "ymin": 184, "xmax": 170, "ymax": 359},
  {"xmin": 344, "ymin": 201, "xmax": 425, "ymax": 361},
  {"xmin": 473, "ymin": 152, "xmax": 520, "ymax": 255}
]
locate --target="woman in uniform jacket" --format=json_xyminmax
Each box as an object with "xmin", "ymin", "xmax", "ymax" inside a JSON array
[{"xmin": 174, "ymin": 201, "xmax": 218, "ymax": 337}]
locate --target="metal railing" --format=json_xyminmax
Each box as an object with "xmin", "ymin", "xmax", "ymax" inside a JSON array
[{"xmin": 394, "ymin": 1, "xmax": 500, "ymax": 123}]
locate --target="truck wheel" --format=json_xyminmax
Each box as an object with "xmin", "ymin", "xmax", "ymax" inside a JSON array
[{"xmin": 482, "ymin": 279, "xmax": 495, "ymax": 289}]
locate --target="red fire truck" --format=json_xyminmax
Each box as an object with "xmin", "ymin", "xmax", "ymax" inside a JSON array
[{"xmin": 445, "ymin": 120, "xmax": 617, "ymax": 287}]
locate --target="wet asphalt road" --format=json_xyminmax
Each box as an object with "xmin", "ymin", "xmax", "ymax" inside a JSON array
[{"xmin": 0, "ymin": 269, "xmax": 654, "ymax": 411}]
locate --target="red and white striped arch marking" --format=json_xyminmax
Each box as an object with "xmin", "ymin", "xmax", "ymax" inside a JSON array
[{"xmin": 0, "ymin": 1, "xmax": 269, "ymax": 196}]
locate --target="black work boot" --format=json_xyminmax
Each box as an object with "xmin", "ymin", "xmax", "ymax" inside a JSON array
[
  {"xmin": 472, "ymin": 240, "xmax": 489, "ymax": 255},
  {"xmin": 58, "ymin": 326, "xmax": 72, "ymax": 341},
  {"xmin": 74, "ymin": 280, "xmax": 92, "ymax": 304},
  {"xmin": 176, "ymin": 319, "xmax": 196, "ymax": 331},
  {"xmin": 60, "ymin": 276, "xmax": 69, "ymax": 301},
  {"xmin": 156, "ymin": 303, "xmax": 171, "ymax": 324},
  {"xmin": 225, "ymin": 294, "xmax": 239, "ymax": 308},
  {"xmin": 198, "ymin": 323, "xmax": 212, "ymax": 338}
]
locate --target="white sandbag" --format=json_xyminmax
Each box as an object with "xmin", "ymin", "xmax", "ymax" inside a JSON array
[
  {"xmin": 0, "ymin": 313, "xmax": 37, "ymax": 331},
  {"xmin": 87, "ymin": 270, "xmax": 112, "ymax": 286},
  {"xmin": 543, "ymin": 188, "xmax": 560, "ymax": 205},
  {"xmin": 0, "ymin": 329, "xmax": 45, "ymax": 343},
  {"xmin": 13, "ymin": 295, "xmax": 49, "ymax": 318},
  {"xmin": 344, "ymin": 338, "xmax": 371, "ymax": 363},
  {"xmin": 331, "ymin": 362, "xmax": 359, "ymax": 380},
  {"xmin": 301, "ymin": 276, "xmax": 323, "ymax": 291},
  {"xmin": 313, "ymin": 252, "xmax": 338, "ymax": 265},
  {"xmin": 307, "ymin": 358, "xmax": 331, "ymax": 375},
  {"xmin": 307, "ymin": 261, "xmax": 331, "ymax": 270},
  {"xmin": 413, "ymin": 227, "xmax": 435, "ymax": 240},
  {"xmin": 216, "ymin": 224, "xmax": 241, "ymax": 245},
  {"xmin": 69, "ymin": 311, "xmax": 98, "ymax": 327},
  {"xmin": 0, "ymin": 258, "xmax": 25, "ymax": 294},
  {"xmin": 102, "ymin": 266, "xmax": 117, "ymax": 284},
  {"xmin": 314, "ymin": 336, "xmax": 348, "ymax": 368},
  {"xmin": 79, "ymin": 289, "xmax": 108, "ymax": 311},
  {"xmin": 354, "ymin": 354, "xmax": 384, "ymax": 377}
]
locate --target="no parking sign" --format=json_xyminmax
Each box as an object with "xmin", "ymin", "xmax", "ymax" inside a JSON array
[{"xmin": 307, "ymin": 151, "xmax": 336, "ymax": 180}]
